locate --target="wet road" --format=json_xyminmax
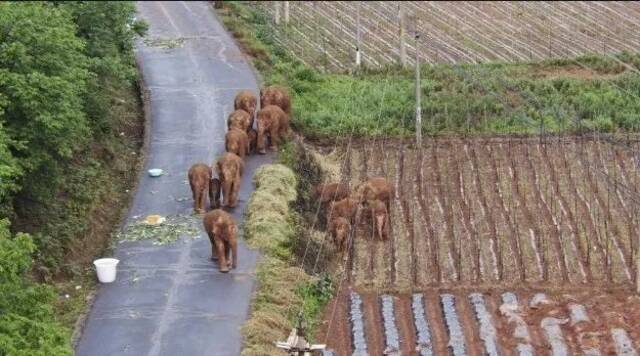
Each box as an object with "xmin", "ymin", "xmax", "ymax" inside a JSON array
[{"xmin": 75, "ymin": 2, "xmax": 271, "ymax": 355}]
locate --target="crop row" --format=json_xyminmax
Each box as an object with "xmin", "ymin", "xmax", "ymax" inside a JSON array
[
  {"xmin": 338, "ymin": 136, "xmax": 640, "ymax": 289},
  {"xmin": 255, "ymin": 1, "xmax": 640, "ymax": 70},
  {"xmin": 323, "ymin": 289, "xmax": 639, "ymax": 355}
]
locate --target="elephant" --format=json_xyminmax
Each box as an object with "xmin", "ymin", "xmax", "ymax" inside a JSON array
[
  {"xmin": 234, "ymin": 90, "xmax": 257, "ymax": 129},
  {"xmin": 256, "ymin": 104, "xmax": 289, "ymax": 154},
  {"xmin": 328, "ymin": 216, "xmax": 350, "ymax": 252},
  {"xmin": 225, "ymin": 127, "xmax": 250, "ymax": 159},
  {"xmin": 355, "ymin": 177, "xmax": 394, "ymax": 211},
  {"xmin": 188, "ymin": 163, "xmax": 212, "ymax": 213},
  {"xmin": 209, "ymin": 177, "xmax": 221, "ymax": 209},
  {"xmin": 203, "ymin": 209, "xmax": 238, "ymax": 272},
  {"xmin": 227, "ymin": 109, "xmax": 251, "ymax": 132},
  {"xmin": 215, "ymin": 152, "xmax": 244, "ymax": 208},
  {"xmin": 313, "ymin": 183, "xmax": 350, "ymax": 206},
  {"xmin": 366, "ymin": 199, "xmax": 389, "ymax": 240},
  {"xmin": 260, "ymin": 85, "xmax": 291, "ymax": 117},
  {"xmin": 328, "ymin": 197, "xmax": 359, "ymax": 225},
  {"xmin": 247, "ymin": 128, "xmax": 258, "ymax": 154}
]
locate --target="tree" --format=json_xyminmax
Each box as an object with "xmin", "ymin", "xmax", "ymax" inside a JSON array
[
  {"xmin": 0, "ymin": 3, "xmax": 90, "ymax": 210},
  {"xmin": 0, "ymin": 219, "xmax": 72, "ymax": 355}
]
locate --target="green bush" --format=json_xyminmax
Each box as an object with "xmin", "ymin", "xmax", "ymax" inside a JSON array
[{"xmin": 0, "ymin": 219, "xmax": 72, "ymax": 355}]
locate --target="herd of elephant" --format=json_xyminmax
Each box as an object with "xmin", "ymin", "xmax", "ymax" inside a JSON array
[
  {"xmin": 314, "ymin": 177, "xmax": 393, "ymax": 252},
  {"xmin": 187, "ymin": 85, "xmax": 291, "ymax": 272}
]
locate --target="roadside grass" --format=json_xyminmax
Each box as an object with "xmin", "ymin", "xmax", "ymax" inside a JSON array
[{"xmin": 217, "ymin": 1, "xmax": 640, "ymax": 138}]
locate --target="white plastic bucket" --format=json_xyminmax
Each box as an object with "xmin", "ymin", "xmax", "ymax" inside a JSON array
[{"xmin": 93, "ymin": 258, "xmax": 120, "ymax": 283}]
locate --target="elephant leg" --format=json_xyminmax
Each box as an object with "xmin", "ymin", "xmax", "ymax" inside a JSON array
[
  {"xmin": 197, "ymin": 189, "xmax": 205, "ymax": 213},
  {"xmin": 207, "ymin": 232, "xmax": 218, "ymax": 260},
  {"xmin": 229, "ymin": 178, "xmax": 239, "ymax": 208},
  {"xmin": 269, "ymin": 126, "xmax": 279, "ymax": 151},
  {"xmin": 222, "ymin": 179, "xmax": 232, "ymax": 207},
  {"xmin": 224, "ymin": 241, "xmax": 232, "ymax": 267},
  {"xmin": 216, "ymin": 239, "xmax": 228, "ymax": 272},
  {"xmin": 230, "ymin": 237, "xmax": 238, "ymax": 269},
  {"xmin": 233, "ymin": 176, "xmax": 242, "ymax": 206}
]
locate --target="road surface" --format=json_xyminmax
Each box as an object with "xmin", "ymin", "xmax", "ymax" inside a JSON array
[{"xmin": 76, "ymin": 2, "xmax": 270, "ymax": 355}]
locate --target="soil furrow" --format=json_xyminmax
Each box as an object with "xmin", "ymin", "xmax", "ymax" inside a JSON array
[
  {"xmin": 537, "ymin": 143, "xmax": 589, "ymax": 283},
  {"xmin": 432, "ymin": 141, "xmax": 461, "ymax": 282},
  {"xmin": 450, "ymin": 140, "xmax": 482, "ymax": 283},
  {"xmin": 382, "ymin": 142, "xmax": 402, "ymax": 286},
  {"xmin": 523, "ymin": 144, "xmax": 569, "ymax": 282},
  {"xmin": 394, "ymin": 295, "xmax": 418, "ymax": 355},
  {"xmin": 560, "ymin": 141, "xmax": 608, "ymax": 282},
  {"xmin": 362, "ymin": 292, "xmax": 385, "ymax": 356},
  {"xmin": 595, "ymin": 142, "xmax": 638, "ymax": 274},
  {"xmin": 318, "ymin": 288, "xmax": 352, "ymax": 355},
  {"xmin": 424, "ymin": 143, "xmax": 455, "ymax": 283},
  {"xmin": 418, "ymin": 145, "xmax": 441, "ymax": 284},
  {"xmin": 423, "ymin": 291, "xmax": 449, "ymax": 355},
  {"xmin": 574, "ymin": 141, "xmax": 633, "ymax": 282},
  {"xmin": 497, "ymin": 142, "xmax": 547, "ymax": 280},
  {"xmin": 464, "ymin": 143, "xmax": 505, "ymax": 282},
  {"xmin": 397, "ymin": 142, "xmax": 418, "ymax": 287},
  {"xmin": 454, "ymin": 292, "xmax": 485, "ymax": 356}
]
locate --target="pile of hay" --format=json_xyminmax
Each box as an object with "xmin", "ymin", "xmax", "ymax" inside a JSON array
[
  {"xmin": 241, "ymin": 164, "xmax": 312, "ymax": 356},
  {"xmin": 243, "ymin": 164, "xmax": 297, "ymax": 254}
]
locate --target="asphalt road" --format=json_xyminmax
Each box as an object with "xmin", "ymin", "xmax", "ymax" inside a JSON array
[{"xmin": 75, "ymin": 2, "xmax": 271, "ymax": 355}]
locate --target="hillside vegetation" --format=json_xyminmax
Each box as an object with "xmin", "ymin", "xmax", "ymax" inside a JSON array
[
  {"xmin": 219, "ymin": 2, "xmax": 640, "ymax": 138},
  {"xmin": 0, "ymin": 2, "xmax": 146, "ymax": 354}
]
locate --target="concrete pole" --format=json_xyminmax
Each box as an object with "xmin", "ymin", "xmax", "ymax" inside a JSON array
[
  {"xmin": 274, "ymin": 1, "xmax": 280, "ymax": 25},
  {"xmin": 284, "ymin": 1, "xmax": 290, "ymax": 24},
  {"xmin": 399, "ymin": 4, "xmax": 406, "ymax": 66},
  {"xmin": 415, "ymin": 31, "xmax": 422, "ymax": 146},
  {"xmin": 356, "ymin": 2, "xmax": 361, "ymax": 66}
]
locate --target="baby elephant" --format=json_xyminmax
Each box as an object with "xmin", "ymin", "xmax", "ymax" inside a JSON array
[
  {"xmin": 313, "ymin": 183, "xmax": 350, "ymax": 206},
  {"xmin": 216, "ymin": 152, "xmax": 244, "ymax": 208},
  {"xmin": 367, "ymin": 199, "xmax": 389, "ymax": 240},
  {"xmin": 328, "ymin": 197, "xmax": 359, "ymax": 225},
  {"xmin": 188, "ymin": 163, "xmax": 212, "ymax": 214},
  {"xmin": 225, "ymin": 127, "xmax": 250, "ymax": 159},
  {"xmin": 328, "ymin": 216, "xmax": 350, "ymax": 252},
  {"xmin": 228, "ymin": 109, "xmax": 251, "ymax": 132},
  {"xmin": 355, "ymin": 177, "xmax": 394, "ymax": 211},
  {"xmin": 247, "ymin": 129, "xmax": 258, "ymax": 154},
  {"xmin": 209, "ymin": 177, "xmax": 221, "ymax": 209},
  {"xmin": 203, "ymin": 209, "xmax": 238, "ymax": 272}
]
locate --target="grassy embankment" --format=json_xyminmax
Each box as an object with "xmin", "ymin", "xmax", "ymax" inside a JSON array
[{"xmin": 218, "ymin": 1, "xmax": 640, "ymax": 139}]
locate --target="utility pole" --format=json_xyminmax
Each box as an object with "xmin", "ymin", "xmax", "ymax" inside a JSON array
[
  {"xmin": 355, "ymin": 2, "xmax": 361, "ymax": 67},
  {"xmin": 398, "ymin": 4, "xmax": 406, "ymax": 66},
  {"xmin": 415, "ymin": 30, "xmax": 422, "ymax": 146},
  {"xmin": 284, "ymin": 1, "xmax": 290, "ymax": 24},
  {"xmin": 274, "ymin": 1, "xmax": 281, "ymax": 25}
]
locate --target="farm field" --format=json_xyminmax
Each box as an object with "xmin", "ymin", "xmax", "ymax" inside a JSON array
[
  {"xmin": 319, "ymin": 288, "xmax": 640, "ymax": 355},
  {"xmin": 309, "ymin": 136, "xmax": 640, "ymax": 354},
  {"xmin": 256, "ymin": 1, "xmax": 640, "ymax": 70}
]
